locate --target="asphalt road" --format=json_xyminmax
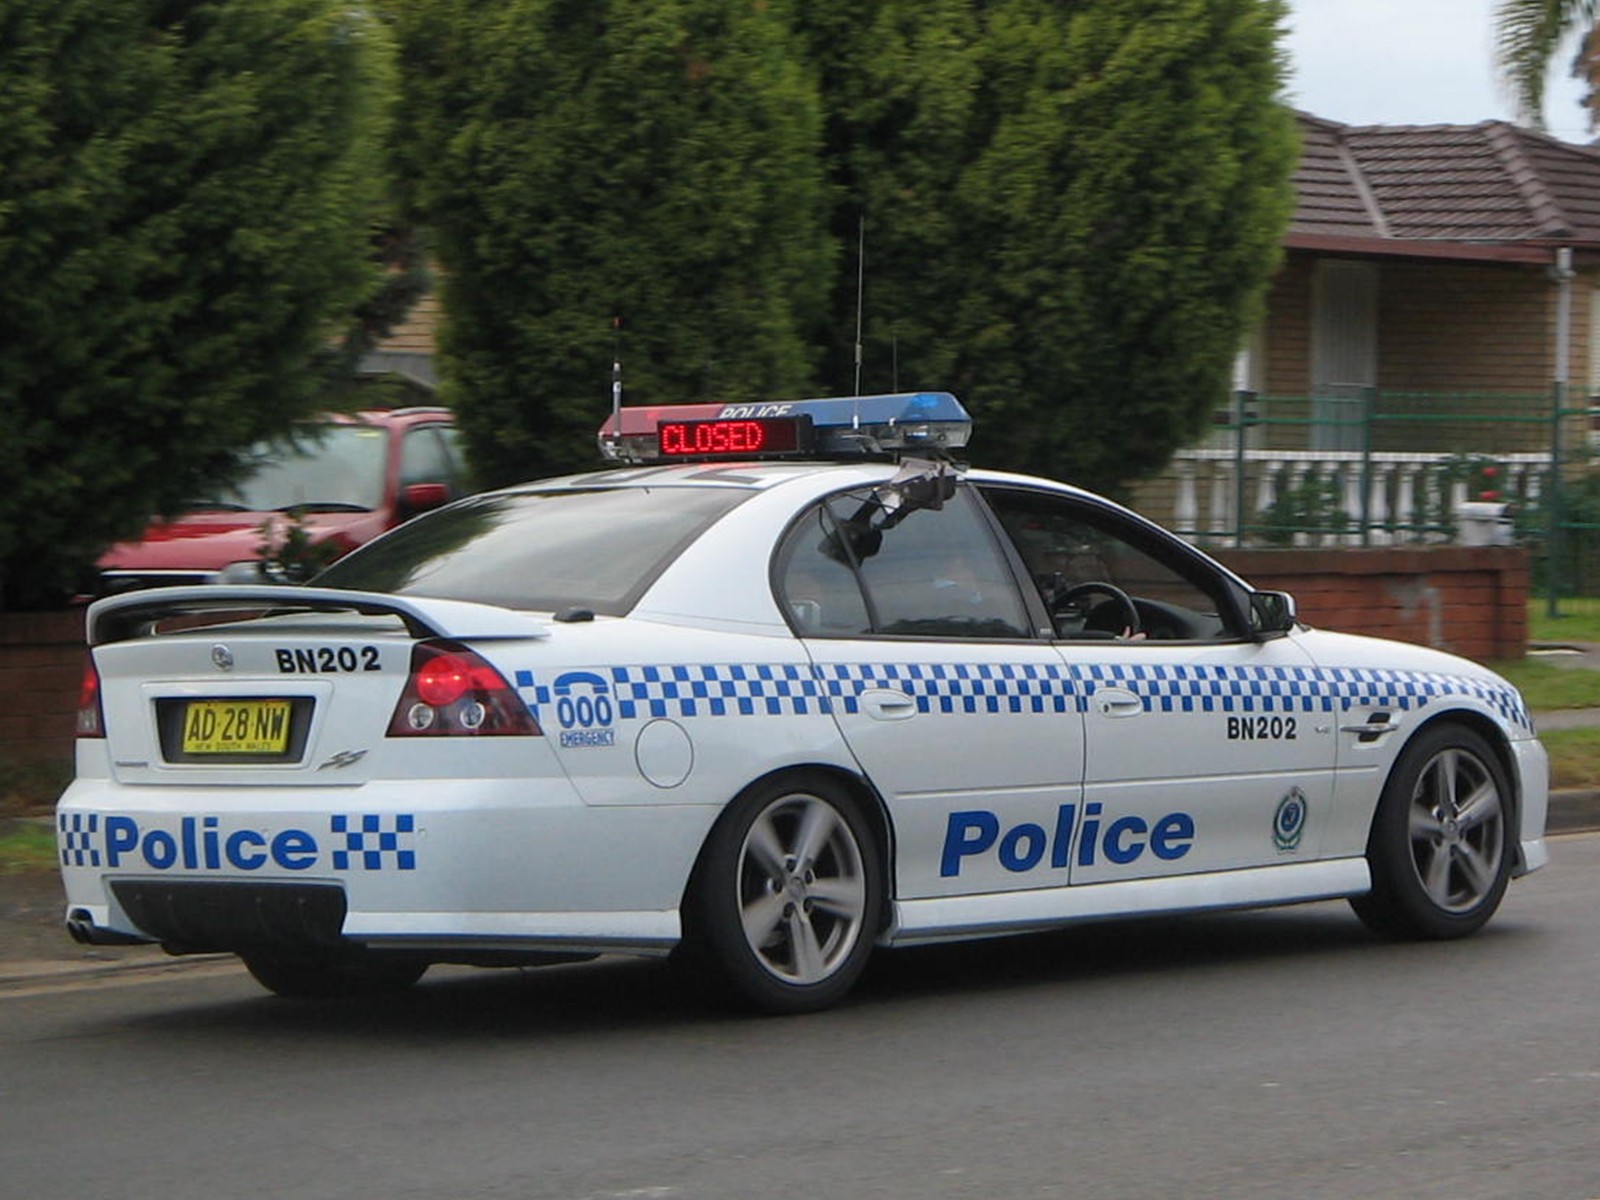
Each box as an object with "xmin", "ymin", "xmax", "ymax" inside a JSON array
[{"xmin": 3, "ymin": 835, "xmax": 1598, "ymax": 1200}]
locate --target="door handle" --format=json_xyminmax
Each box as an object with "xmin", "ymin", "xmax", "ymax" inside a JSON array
[
  {"xmin": 1094, "ymin": 687, "xmax": 1144, "ymax": 718},
  {"xmin": 860, "ymin": 689, "xmax": 917, "ymax": 721}
]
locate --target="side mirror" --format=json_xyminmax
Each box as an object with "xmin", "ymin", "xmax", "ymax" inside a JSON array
[
  {"xmin": 399, "ymin": 482, "xmax": 451, "ymax": 516},
  {"xmin": 1250, "ymin": 590, "xmax": 1297, "ymax": 636}
]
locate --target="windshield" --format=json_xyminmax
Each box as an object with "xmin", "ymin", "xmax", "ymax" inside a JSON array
[
  {"xmin": 314, "ymin": 486, "xmax": 754, "ymax": 615},
  {"xmin": 202, "ymin": 425, "xmax": 390, "ymax": 512}
]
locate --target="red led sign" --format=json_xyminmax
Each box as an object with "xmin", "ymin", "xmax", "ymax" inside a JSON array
[{"xmin": 657, "ymin": 416, "xmax": 811, "ymax": 459}]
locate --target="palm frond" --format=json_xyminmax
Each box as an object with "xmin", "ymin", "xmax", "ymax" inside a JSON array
[{"xmin": 1494, "ymin": 0, "xmax": 1600, "ymax": 127}]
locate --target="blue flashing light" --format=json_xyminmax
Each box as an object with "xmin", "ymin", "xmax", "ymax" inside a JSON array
[{"xmin": 598, "ymin": 392, "xmax": 972, "ymax": 463}]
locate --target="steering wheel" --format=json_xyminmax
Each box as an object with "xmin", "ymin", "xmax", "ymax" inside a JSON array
[{"xmin": 1053, "ymin": 581, "xmax": 1141, "ymax": 639}]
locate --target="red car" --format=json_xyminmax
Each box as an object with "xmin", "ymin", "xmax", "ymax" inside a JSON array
[{"xmin": 97, "ymin": 408, "xmax": 469, "ymax": 593}]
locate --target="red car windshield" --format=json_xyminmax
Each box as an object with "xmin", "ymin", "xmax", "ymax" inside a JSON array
[{"xmin": 201, "ymin": 425, "xmax": 389, "ymax": 512}]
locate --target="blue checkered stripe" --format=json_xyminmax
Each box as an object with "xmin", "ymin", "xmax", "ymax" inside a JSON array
[
  {"xmin": 1077, "ymin": 662, "xmax": 1336, "ymax": 714},
  {"xmin": 330, "ymin": 813, "xmax": 417, "ymax": 871},
  {"xmin": 513, "ymin": 669, "xmax": 544, "ymax": 717},
  {"xmin": 59, "ymin": 812, "xmax": 102, "ymax": 867},
  {"xmin": 1321, "ymin": 666, "xmax": 1532, "ymax": 731},
  {"xmin": 1078, "ymin": 662, "xmax": 1532, "ymax": 731},
  {"xmin": 816, "ymin": 662, "xmax": 1080, "ymax": 715},
  {"xmin": 599, "ymin": 661, "xmax": 1081, "ymax": 718},
  {"xmin": 613, "ymin": 664, "xmax": 831, "ymax": 718},
  {"xmin": 515, "ymin": 660, "xmax": 1529, "ymax": 730}
]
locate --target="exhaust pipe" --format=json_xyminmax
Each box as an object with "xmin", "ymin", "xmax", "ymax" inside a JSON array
[{"xmin": 66, "ymin": 909, "xmax": 150, "ymax": 947}]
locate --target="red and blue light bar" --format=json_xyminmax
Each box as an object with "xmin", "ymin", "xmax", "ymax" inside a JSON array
[{"xmin": 597, "ymin": 392, "xmax": 972, "ymax": 463}]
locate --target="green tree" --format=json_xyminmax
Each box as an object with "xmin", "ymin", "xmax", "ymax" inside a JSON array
[
  {"xmin": 1494, "ymin": 0, "xmax": 1600, "ymax": 128},
  {"xmin": 0, "ymin": 0, "xmax": 395, "ymax": 609},
  {"xmin": 394, "ymin": 0, "xmax": 1293, "ymax": 494},
  {"xmin": 798, "ymin": 0, "xmax": 1297, "ymax": 492},
  {"xmin": 392, "ymin": 0, "xmax": 831, "ymax": 487},
  {"xmin": 793, "ymin": 0, "xmax": 984, "ymax": 397}
]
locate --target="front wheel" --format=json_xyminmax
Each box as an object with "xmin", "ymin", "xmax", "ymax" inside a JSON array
[
  {"xmin": 1350, "ymin": 724, "xmax": 1512, "ymax": 940},
  {"xmin": 686, "ymin": 774, "xmax": 883, "ymax": 1014}
]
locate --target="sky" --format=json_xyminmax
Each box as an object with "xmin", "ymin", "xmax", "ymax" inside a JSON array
[{"xmin": 1283, "ymin": 0, "xmax": 1593, "ymax": 140}]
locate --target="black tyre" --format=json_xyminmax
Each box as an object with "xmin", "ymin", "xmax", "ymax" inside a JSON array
[
  {"xmin": 243, "ymin": 953, "xmax": 427, "ymax": 998},
  {"xmin": 1350, "ymin": 724, "xmax": 1512, "ymax": 940},
  {"xmin": 686, "ymin": 773, "xmax": 883, "ymax": 1014}
]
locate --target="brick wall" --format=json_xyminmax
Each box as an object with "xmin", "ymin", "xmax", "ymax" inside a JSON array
[
  {"xmin": 1260, "ymin": 251, "xmax": 1594, "ymax": 398},
  {"xmin": 1216, "ymin": 546, "xmax": 1528, "ymax": 663},
  {"xmin": 0, "ymin": 611, "xmax": 87, "ymax": 766},
  {"xmin": 1263, "ymin": 255, "xmax": 1312, "ymax": 395},
  {"xmin": 1378, "ymin": 260, "xmax": 1559, "ymax": 392}
]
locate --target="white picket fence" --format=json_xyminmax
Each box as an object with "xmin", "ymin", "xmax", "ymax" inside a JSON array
[{"xmin": 1164, "ymin": 448, "xmax": 1550, "ymax": 546}]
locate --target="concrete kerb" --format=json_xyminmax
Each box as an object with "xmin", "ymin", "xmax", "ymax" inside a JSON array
[
  {"xmin": 0, "ymin": 951, "xmax": 237, "ymax": 992},
  {"xmin": 1548, "ymin": 790, "xmax": 1600, "ymax": 834}
]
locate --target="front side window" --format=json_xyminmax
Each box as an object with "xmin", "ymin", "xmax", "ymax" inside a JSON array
[
  {"xmin": 398, "ymin": 426, "xmax": 462, "ymax": 492},
  {"xmin": 776, "ymin": 480, "xmax": 1031, "ymax": 639},
  {"xmin": 981, "ymin": 486, "xmax": 1240, "ymax": 641}
]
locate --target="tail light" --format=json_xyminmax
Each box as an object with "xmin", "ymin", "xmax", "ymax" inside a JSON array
[
  {"xmin": 77, "ymin": 660, "xmax": 105, "ymax": 738},
  {"xmin": 386, "ymin": 641, "xmax": 541, "ymax": 737}
]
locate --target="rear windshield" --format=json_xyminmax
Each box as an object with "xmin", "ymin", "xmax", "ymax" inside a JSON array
[{"xmin": 313, "ymin": 486, "xmax": 752, "ymax": 615}]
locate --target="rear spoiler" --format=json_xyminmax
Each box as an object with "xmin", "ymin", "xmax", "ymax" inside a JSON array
[{"xmin": 86, "ymin": 586, "xmax": 552, "ymax": 647}]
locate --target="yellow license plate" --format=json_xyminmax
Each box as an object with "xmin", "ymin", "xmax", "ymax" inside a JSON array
[{"xmin": 181, "ymin": 699, "xmax": 292, "ymax": 755}]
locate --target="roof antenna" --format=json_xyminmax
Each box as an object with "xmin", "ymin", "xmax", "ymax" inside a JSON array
[
  {"xmin": 611, "ymin": 316, "xmax": 623, "ymax": 431},
  {"xmin": 853, "ymin": 214, "xmax": 865, "ymax": 398}
]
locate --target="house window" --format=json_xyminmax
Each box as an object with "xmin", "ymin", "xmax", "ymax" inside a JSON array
[
  {"xmin": 1310, "ymin": 261, "xmax": 1378, "ymax": 452},
  {"xmin": 1588, "ymin": 285, "xmax": 1600, "ymax": 400}
]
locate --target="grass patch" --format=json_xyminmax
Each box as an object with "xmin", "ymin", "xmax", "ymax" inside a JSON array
[
  {"xmin": 1483, "ymin": 658, "xmax": 1600, "ymax": 709},
  {"xmin": 1537, "ymin": 728, "xmax": 1600, "ymax": 792},
  {"xmin": 1530, "ymin": 598, "xmax": 1600, "ymax": 644},
  {"xmin": 0, "ymin": 821, "xmax": 57, "ymax": 875},
  {"xmin": 0, "ymin": 756, "xmax": 70, "ymax": 819},
  {"xmin": 0, "ymin": 756, "xmax": 69, "ymax": 875}
]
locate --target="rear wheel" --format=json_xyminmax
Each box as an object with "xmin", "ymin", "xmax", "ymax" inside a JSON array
[
  {"xmin": 686, "ymin": 773, "xmax": 882, "ymax": 1014},
  {"xmin": 243, "ymin": 953, "xmax": 427, "ymax": 998},
  {"xmin": 1350, "ymin": 724, "xmax": 1512, "ymax": 940}
]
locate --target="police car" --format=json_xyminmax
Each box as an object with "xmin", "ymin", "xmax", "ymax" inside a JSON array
[{"xmin": 57, "ymin": 393, "xmax": 1549, "ymax": 1012}]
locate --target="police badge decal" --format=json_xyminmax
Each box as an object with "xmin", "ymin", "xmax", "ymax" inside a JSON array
[{"xmin": 1273, "ymin": 788, "xmax": 1308, "ymax": 853}]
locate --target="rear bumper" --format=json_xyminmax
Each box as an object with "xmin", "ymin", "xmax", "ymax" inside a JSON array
[{"xmin": 56, "ymin": 776, "xmax": 719, "ymax": 958}]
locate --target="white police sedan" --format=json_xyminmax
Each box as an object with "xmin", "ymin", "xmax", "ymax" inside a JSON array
[{"xmin": 58, "ymin": 393, "xmax": 1549, "ymax": 1012}]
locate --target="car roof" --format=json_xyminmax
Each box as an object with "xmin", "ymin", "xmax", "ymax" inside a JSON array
[
  {"xmin": 511, "ymin": 458, "xmax": 1099, "ymax": 499},
  {"xmin": 332, "ymin": 407, "xmax": 454, "ymax": 430}
]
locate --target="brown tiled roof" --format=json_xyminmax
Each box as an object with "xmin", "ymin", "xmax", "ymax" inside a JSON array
[{"xmin": 1291, "ymin": 111, "xmax": 1600, "ymax": 248}]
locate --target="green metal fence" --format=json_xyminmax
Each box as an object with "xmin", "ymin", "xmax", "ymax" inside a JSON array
[{"xmin": 1163, "ymin": 387, "xmax": 1600, "ymax": 614}]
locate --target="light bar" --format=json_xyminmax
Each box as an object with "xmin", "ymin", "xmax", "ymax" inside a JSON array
[{"xmin": 597, "ymin": 392, "xmax": 972, "ymax": 463}]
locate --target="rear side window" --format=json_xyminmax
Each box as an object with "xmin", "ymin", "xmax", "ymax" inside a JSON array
[
  {"xmin": 775, "ymin": 483, "xmax": 1031, "ymax": 639},
  {"xmin": 316, "ymin": 486, "xmax": 752, "ymax": 615}
]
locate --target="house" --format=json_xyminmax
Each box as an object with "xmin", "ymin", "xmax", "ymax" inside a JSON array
[
  {"xmin": 359, "ymin": 290, "xmax": 443, "ymax": 397},
  {"xmin": 1133, "ymin": 111, "xmax": 1600, "ymax": 545}
]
